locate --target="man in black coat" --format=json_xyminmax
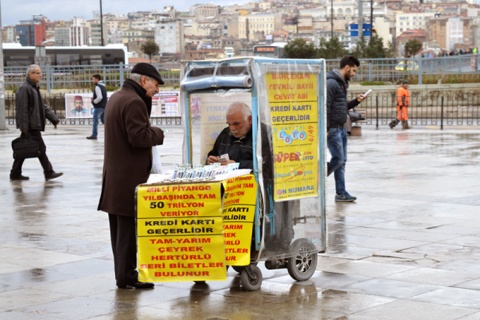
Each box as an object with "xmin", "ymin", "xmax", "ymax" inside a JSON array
[
  {"xmin": 98, "ymin": 63, "xmax": 164, "ymax": 290},
  {"xmin": 326, "ymin": 56, "xmax": 367, "ymax": 202},
  {"xmin": 10, "ymin": 64, "xmax": 62, "ymax": 181},
  {"xmin": 207, "ymin": 102, "xmax": 253, "ymax": 168}
]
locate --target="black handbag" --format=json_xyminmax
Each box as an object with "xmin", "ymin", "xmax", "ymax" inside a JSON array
[
  {"xmin": 11, "ymin": 136, "xmax": 41, "ymax": 160},
  {"xmin": 349, "ymin": 109, "xmax": 365, "ymax": 122}
]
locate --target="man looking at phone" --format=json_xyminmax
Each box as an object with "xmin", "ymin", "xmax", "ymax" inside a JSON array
[
  {"xmin": 207, "ymin": 101, "xmax": 253, "ymax": 169},
  {"xmin": 326, "ymin": 55, "xmax": 368, "ymax": 202}
]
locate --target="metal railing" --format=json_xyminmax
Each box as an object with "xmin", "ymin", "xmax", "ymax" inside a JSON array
[
  {"xmin": 5, "ymin": 88, "xmax": 480, "ymax": 129},
  {"xmin": 4, "ymin": 57, "xmax": 480, "ymax": 128},
  {"xmin": 326, "ymin": 55, "xmax": 480, "ymax": 84},
  {"xmin": 3, "ymin": 55, "xmax": 479, "ymax": 91},
  {"xmin": 4, "ymin": 63, "xmax": 182, "ymax": 91},
  {"xmin": 349, "ymin": 88, "xmax": 480, "ymax": 128}
]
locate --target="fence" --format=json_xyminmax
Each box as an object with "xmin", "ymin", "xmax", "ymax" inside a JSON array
[
  {"xmin": 4, "ymin": 63, "xmax": 181, "ymax": 91},
  {"xmin": 4, "ymin": 87, "xmax": 480, "ymax": 129},
  {"xmin": 348, "ymin": 87, "xmax": 480, "ymax": 128},
  {"xmin": 4, "ymin": 56, "xmax": 480, "ymax": 128},
  {"xmin": 3, "ymin": 55, "xmax": 479, "ymax": 91}
]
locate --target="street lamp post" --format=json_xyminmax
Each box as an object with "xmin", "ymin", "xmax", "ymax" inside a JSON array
[
  {"xmin": 100, "ymin": 0, "xmax": 104, "ymax": 46},
  {"xmin": 0, "ymin": 0, "xmax": 6, "ymax": 130}
]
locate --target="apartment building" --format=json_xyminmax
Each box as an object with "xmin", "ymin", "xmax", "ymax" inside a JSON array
[
  {"xmin": 395, "ymin": 11, "xmax": 436, "ymax": 36},
  {"xmin": 238, "ymin": 13, "xmax": 282, "ymax": 41},
  {"xmin": 154, "ymin": 19, "xmax": 184, "ymax": 56},
  {"xmin": 190, "ymin": 4, "xmax": 220, "ymax": 21},
  {"xmin": 427, "ymin": 15, "xmax": 474, "ymax": 50}
]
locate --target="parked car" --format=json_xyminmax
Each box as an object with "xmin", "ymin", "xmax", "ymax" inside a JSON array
[{"xmin": 395, "ymin": 61, "xmax": 419, "ymax": 71}]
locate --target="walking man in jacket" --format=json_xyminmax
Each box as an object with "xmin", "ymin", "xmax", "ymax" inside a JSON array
[
  {"xmin": 10, "ymin": 64, "xmax": 63, "ymax": 181},
  {"xmin": 87, "ymin": 74, "xmax": 108, "ymax": 139},
  {"xmin": 389, "ymin": 80, "xmax": 411, "ymax": 129},
  {"xmin": 326, "ymin": 55, "xmax": 367, "ymax": 202},
  {"xmin": 98, "ymin": 63, "xmax": 165, "ymax": 289}
]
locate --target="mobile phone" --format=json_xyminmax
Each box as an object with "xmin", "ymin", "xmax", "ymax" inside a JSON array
[{"xmin": 363, "ymin": 89, "xmax": 372, "ymax": 97}]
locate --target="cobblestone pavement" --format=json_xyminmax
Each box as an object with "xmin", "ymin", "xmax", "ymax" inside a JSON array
[{"xmin": 1, "ymin": 124, "xmax": 480, "ymax": 320}]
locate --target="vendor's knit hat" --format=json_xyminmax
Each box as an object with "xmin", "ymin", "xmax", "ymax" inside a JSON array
[{"xmin": 132, "ymin": 63, "xmax": 164, "ymax": 85}]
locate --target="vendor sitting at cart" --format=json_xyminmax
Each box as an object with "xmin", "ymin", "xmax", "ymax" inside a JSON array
[{"xmin": 206, "ymin": 101, "xmax": 253, "ymax": 169}]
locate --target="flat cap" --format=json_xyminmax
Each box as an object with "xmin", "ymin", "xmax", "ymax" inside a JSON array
[{"xmin": 132, "ymin": 63, "xmax": 164, "ymax": 85}]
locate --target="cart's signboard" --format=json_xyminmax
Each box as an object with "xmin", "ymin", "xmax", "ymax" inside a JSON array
[
  {"xmin": 136, "ymin": 182, "xmax": 227, "ymax": 282},
  {"xmin": 221, "ymin": 174, "xmax": 257, "ymax": 266},
  {"xmin": 266, "ymin": 72, "xmax": 319, "ymax": 201},
  {"xmin": 136, "ymin": 175, "xmax": 257, "ymax": 282}
]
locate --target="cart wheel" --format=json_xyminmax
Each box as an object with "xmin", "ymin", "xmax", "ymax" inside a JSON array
[
  {"xmin": 286, "ymin": 239, "xmax": 317, "ymax": 281},
  {"xmin": 240, "ymin": 265, "xmax": 263, "ymax": 291}
]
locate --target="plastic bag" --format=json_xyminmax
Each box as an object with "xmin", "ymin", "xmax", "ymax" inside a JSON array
[{"xmin": 151, "ymin": 146, "xmax": 162, "ymax": 174}]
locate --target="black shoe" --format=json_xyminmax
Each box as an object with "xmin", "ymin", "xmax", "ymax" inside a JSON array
[
  {"xmin": 45, "ymin": 172, "xmax": 63, "ymax": 181},
  {"xmin": 118, "ymin": 282, "xmax": 154, "ymax": 289},
  {"xmin": 10, "ymin": 174, "xmax": 29, "ymax": 181},
  {"xmin": 86, "ymin": 136, "xmax": 97, "ymax": 140}
]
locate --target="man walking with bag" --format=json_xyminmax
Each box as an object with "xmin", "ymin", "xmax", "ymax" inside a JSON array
[
  {"xmin": 389, "ymin": 80, "xmax": 411, "ymax": 129},
  {"xmin": 10, "ymin": 64, "xmax": 63, "ymax": 181},
  {"xmin": 86, "ymin": 74, "xmax": 107, "ymax": 140}
]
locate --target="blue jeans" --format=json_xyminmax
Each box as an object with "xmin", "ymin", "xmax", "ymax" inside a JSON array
[
  {"xmin": 91, "ymin": 108, "xmax": 105, "ymax": 138},
  {"xmin": 327, "ymin": 127, "xmax": 348, "ymax": 196}
]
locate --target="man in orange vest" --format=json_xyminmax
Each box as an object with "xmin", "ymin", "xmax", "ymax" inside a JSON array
[{"xmin": 389, "ymin": 80, "xmax": 411, "ymax": 129}]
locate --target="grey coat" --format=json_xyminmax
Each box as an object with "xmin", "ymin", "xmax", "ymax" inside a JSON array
[{"xmin": 16, "ymin": 78, "xmax": 59, "ymax": 132}]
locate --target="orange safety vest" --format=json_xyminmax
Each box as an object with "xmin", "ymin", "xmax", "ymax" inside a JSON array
[{"xmin": 397, "ymin": 87, "xmax": 410, "ymax": 108}]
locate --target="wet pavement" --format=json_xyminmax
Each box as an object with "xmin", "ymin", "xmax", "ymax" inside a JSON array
[{"xmin": 1, "ymin": 124, "xmax": 480, "ymax": 320}]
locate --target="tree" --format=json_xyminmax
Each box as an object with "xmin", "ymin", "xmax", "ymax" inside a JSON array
[
  {"xmin": 284, "ymin": 38, "xmax": 316, "ymax": 59},
  {"xmin": 317, "ymin": 37, "xmax": 347, "ymax": 59},
  {"xmin": 350, "ymin": 34, "xmax": 392, "ymax": 58},
  {"xmin": 404, "ymin": 39, "xmax": 423, "ymax": 58},
  {"xmin": 141, "ymin": 40, "xmax": 160, "ymax": 62}
]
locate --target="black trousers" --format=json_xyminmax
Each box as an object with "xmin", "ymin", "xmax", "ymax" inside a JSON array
[
  {"xmin": 10, "ymin": 130, "xmax": 53, "ymax": 176},
  {"xmin": 108, "ymin": 213, "xmax": 138, "ymax": 287}
]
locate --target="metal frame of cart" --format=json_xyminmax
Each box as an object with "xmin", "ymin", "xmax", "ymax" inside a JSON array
[{"xmin": 180, "ymin": 57, "xmax": 327, "ymax": 290}]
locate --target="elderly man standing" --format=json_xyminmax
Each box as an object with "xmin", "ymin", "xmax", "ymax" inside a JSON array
[
  {"xmin": 97, "ymin": 63, "xmax": 165, "ymax": 289},
  {"xmin": 10, "ymin": 64, "xmax": 62, "ymax": 181}
]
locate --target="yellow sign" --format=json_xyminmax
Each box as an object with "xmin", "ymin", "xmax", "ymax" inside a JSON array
[
  {"xmin": 136, "ymin": 182, "xmax": 227, "ymax": 282},
  {"xmin": 136, "ymin": 175, "xmax": 258, "ymax": 282},
  {"xmin": 222, "ymin": 175, "xmax": 257, "ymax": 266},
  {"xmin": 266, "ymin": 73, "xmax": 317, "ymax": 102},
  {"xmin": 266, "ymin": 72, "xmax": 319, "ymax": 201}
]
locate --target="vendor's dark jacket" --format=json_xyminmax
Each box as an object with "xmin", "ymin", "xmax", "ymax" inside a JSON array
[
  {"xmin": 208, "ymin": 127, "xmax": 253, "ymax": 170},
  {"xmin": 16, "ymin": 78, "xmax": 59, "ymax": 132},
  {"xmin": 326, "ymin": 69, "xmax": 360, "ymax": 128},
  {"xmin": 98, "ymin": 79, "xmax": 164, "ymax": 217}
]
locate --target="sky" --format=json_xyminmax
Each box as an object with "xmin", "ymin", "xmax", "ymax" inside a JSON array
[{"xmin": 0, "ymin": 0, "xmax": 252, "ymax": 26}]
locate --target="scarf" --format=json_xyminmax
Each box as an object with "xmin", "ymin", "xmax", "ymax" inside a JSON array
[{"xmin": 123, "ymin": 78, "xmax": 153, "ymax": 116}]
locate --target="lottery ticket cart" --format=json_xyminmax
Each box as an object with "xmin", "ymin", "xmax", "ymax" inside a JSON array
[{"xmin": 136, "ymin": 57, "xmax": 327, "ymax": 291}]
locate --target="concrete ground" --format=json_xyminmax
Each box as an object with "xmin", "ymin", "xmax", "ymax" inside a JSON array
[{"xmin": 1, "ymin": 124, "xmax": 480, "ymax": 320}]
